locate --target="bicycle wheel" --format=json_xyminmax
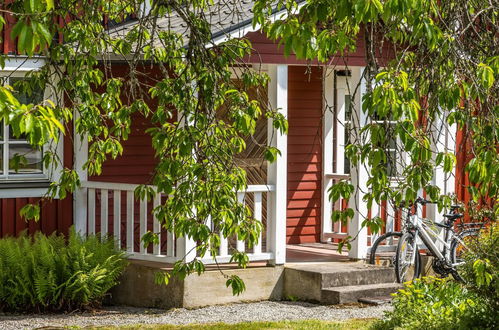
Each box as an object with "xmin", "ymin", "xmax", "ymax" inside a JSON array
[
  {"xmin": 395, "ymin": 232, "xmax": 421, "ymax": 283},
  {"xmin": 450, "ymin": 229, "xmax": 479, "ymax": 282},
  {"xmin": 369, "ymin": 231, "xmax": 403, "ymax": 265}
]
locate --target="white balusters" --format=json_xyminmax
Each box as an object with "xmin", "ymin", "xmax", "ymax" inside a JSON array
[
  {"xmin": 126, "ymin": 191, "xmax": 134, "ymax": 253},
  {"xmin": 253, "ymin": 192, "xmax": 263, "ymax": 255},
  {"xmin": 80, "ymin": 181, "xmax": 275, "ymax": 264},
  {"xmin": 236, "ymin": 192, "xmax": 246, "ymax": 253},
  {"xmin": 100, "ymin": 189, "xmax": 108, "ymax": 236},
  {"xmin": 88, "ymin": 188, "xmax": 96, "ymax": 234},
  {"xmin": 139, "ymin": 197, "xmax": 147, "ymax": 254},
  {"xmin": 153, "ymin": 193, "xmax": 162, "ymax": 256},
  {"xmin": 113, "ymin": 190, "xmax": 121, "ymax": 244}
]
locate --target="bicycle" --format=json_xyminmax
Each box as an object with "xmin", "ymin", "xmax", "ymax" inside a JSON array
[{"xmin": 395, "ymin": 197, "xmax": 480, "ymax": 283}]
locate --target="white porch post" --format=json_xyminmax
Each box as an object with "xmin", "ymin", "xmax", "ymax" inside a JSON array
[
  {"xmin": 176, "ymin": 97, "xmax": 198, "ymax": 263},
  {"xmin": 348, "ymin": 67, "xmax": 369, "ymax": 259},
  {"xmin": 267, "ymin": 64, "xmax": 288, "ymax": 265},
  {"xmin": 321, "ymin": 69, "xmax": 334, "ymax": 242},
  {"xmin": 321, "ymin": 70, "xmax": 334, "ymax": 242},
  {"xmin": 74, "ymin": 118, "xmax": 88, "ymax": 235},
  {"xmin": 427, "ymin": 111, "xmax": 457, "ymax": 221}
]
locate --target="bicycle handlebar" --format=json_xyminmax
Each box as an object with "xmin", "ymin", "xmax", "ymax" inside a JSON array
[{"xmin": 414, "ymin": 197, "xmax": 436, "ymax": 206}]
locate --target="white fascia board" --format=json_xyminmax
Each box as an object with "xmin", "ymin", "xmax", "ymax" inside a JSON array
[{"xmin": 210, "ymin": 2, "xmax": 306, "ymax": 46}]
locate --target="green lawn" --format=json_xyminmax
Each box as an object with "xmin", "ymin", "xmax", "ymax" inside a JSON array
[{"xmin": 95, "ymin": 319, "xmax": 375, "ymax": 329}]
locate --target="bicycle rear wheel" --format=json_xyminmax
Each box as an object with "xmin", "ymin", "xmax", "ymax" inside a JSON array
[
  {"xmin": 450, "ymin": 229, "xmax": 479, "ymax": 282},
  {"xmin": 369, "ymin": 231, "xmax": 403, "ymax": 265},
  {"xmin": 395, "ymin": 232, "xmax": 421, "ymax": 283}
]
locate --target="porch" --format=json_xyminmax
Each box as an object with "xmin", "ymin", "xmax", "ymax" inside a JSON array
[
  {"xmin": 72, "ymin": 65, "xmax": 456, "ymax": 266},
  {"xmin": 72, "ymin": 65, "xmax": 407, "ymax": 266}
]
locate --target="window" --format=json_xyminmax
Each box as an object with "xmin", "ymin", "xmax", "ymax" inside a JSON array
[
  {"xmin": 343, "ymin": 94, "xmax": 352, "ymax": 175},
  {"xmin": 0, "ymin": 76, "xmax": 46, "ymax": 181},
  {"xmin": 372, "ymin": 114, "xmax": 399, "ymax": 177}
]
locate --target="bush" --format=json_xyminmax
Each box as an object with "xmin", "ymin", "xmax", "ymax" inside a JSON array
[
  {"xmin": 0, "ymin": 229, "xmax": 127, "ymax": 312},
  {"xmin": 373, "ymin": 223, "xmax": 498, "ymax": 330},
  {"xmin": 460, "ymin": 221, "xmax": 498, "ymax": 309},
  {"xmin": 372, "ymin": 277, "xmax": 496, "ymax": 330}
]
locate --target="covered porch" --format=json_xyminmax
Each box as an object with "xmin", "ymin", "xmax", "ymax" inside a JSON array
[{"xmin": 72, "ymin": 64, "xmax": 456, "ymax": 266}]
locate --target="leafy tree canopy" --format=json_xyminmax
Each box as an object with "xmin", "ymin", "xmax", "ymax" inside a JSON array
[{"xmin": 0, "ymin": 0, "xmax": 497, "ymax": 293}]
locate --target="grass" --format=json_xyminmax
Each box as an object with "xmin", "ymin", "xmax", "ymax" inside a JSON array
[{"xmin": 92, "ymin": 319, "xmax": 376, "ymax": 329}]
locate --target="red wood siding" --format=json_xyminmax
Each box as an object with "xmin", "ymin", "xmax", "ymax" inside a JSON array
[
  {"xmin": 89, "ymin": 113, "xmax": 157, "ymax": 184},
  {"xmin": 245, "ymin": 30, "xmax": 395, "ymax": 67},
  {"xmin": 286, "ymin": 66, "xmax": 323, "ymax": 244},
  {"xmin": 0, "ymin": 198, "xmax": 72, "ymax": 237},
  {"xmin": 88, "ymin": 64, "xmax": 159, "ymax": 184}
]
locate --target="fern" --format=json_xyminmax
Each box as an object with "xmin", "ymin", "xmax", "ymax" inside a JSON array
[{"xmin": 0, "ymin": 228, "xmax": 127, "ymax": 312}]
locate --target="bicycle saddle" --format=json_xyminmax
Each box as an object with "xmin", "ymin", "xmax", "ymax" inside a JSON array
[{"xmin": 443, "ymin": 213, "xmax": 463, "ymax": 222}]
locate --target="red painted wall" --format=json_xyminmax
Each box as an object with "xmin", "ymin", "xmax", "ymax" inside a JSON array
[
  {"xmin": 88, "ymin": 64, "xmax": 159, "ymax": 184},
  {"xmin": 286, "ymin": 66, "xmax": 323, "ymax": 244}
]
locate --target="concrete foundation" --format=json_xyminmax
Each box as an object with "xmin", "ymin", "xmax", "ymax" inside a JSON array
[{"xmin": 110, "ymin": 260, "xmax": 284, "ymax": 309}]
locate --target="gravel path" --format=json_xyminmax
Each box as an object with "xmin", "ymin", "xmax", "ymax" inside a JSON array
[{"xmin": 0, "ymin": 301, "xmax": 391, "ymax": 329}]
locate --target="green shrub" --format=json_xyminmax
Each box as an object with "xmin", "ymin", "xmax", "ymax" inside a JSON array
[
  {"xmin": 460, "ymin": 221, "xmax": 498, "ymax": 309},
  {"xmin": 0, "ymin": 228, "xmax": 127, "ymax": 312},
  {"xmin": 372, "ymin": 277, "xmax": 496, "ymax": 330}
]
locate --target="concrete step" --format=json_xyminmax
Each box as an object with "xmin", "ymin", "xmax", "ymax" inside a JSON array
[
  {"xmin": 283, "ymin": 262, "xmax": 398, "ymax": 303},
  {"xmin": 321, "ymin": 266, "xmax": 396, "ymax": 287},
  {"xmin": 321, "ymin": 282, "xmax": 402, "ymax": 304}
]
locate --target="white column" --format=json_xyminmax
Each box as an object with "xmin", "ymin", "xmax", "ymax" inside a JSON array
[
  {"xmin": 348, "ymin": 67, "xmax": 369, "ymax": 259},
  {"xmin": 267, "ymin": 64, "xmax": 288, "ymax": 265},
  {"xmin": 176, "ymin": 88, "xmax": 198, "ymax": 263},
  {"xmin": 428, "ymin": 111, "xmax": 457, "ymax": 221},
  {"xmin": 321, "ymin": 69, "xmax": 334, "ymax": 242},
  {"xmin": 336, "ymin": 76, "xmax": 347, "ymax": 175},
  {"xmin": 74, "ymin": 117, "xmax": 88, "ymax": 235}
]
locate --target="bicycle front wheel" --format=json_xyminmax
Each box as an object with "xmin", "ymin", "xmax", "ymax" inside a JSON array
[
  {"xmin": 450, "ymin": 229, "xmax": 479, "ymax": 282},
  {"xmin": 395, "ymin": 232, "xmax": 421, "ymax": 283}
]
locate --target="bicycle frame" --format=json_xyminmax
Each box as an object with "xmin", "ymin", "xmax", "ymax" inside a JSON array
[{"xmin": 409, "ymin": 214, "xmax": 466, "ymax": 267}]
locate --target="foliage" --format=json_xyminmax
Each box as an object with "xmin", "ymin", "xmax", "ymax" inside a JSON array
[
  {"xmin": 254, "ymin": 0, "xmax": 499, "ymax": 236},
  {"xmin": 459, "ymin": 222, "xmax": 498, "ymax": 309},
  {"xmin": 0, "ymin": 0, "xmax": 289, "ymax": 294},
  {"xmin": 372, "ymin": 277, "xmax": 497, "ymax": 330},
  {"xmin": 0, "ymin": 229, "xmax": 127, "ymax": 312}
]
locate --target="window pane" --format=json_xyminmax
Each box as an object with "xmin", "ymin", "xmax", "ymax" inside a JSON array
[
  {"xmin": 344, "ymin": 157, "xmax": 351, "ymax": 175},
  {"xmin": 10, "ymin": 77, "xmax": 44, "ymax": 105},
  {"xmin": 344, "ymin": 95, "xmax": 352, "ymax": 121},
  {"xmin": 8, "ymin": 144, "xmax": 43, "ymax": 174},
  {"xmin": 0, "ymin": 145, "xmax": 3, "ymax": 173},
  {"xmin": 9, "ymin": 78, "xmax": 44, "ymax": 141},
  {"xmin": 0, "ymin": 120, "xmax": 3, "ymax": 140},
  {"xmin": 344, "ymin": 122, "xmax": 351, "ymax": 174},
  {"xmin": 387, "ymin": 150, "xmax": 398, "ymax": 177}
]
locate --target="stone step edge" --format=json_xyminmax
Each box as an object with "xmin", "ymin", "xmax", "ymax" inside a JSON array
[{"xmin": 322, "ymin": 282, "xmax": 402, "ymax": 293}]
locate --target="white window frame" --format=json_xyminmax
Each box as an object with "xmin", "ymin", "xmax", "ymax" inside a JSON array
[
  {"xmin": 0, "ymin": 58, "xmax": 63, "ymax": 198},
  {"xmin": 371, "ymin": 118, "xmax": 400, "ymax": 178}
]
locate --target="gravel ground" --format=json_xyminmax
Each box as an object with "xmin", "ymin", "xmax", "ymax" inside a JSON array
[{"xmin": 0, "ymin": 301, "xmax": 392, "ymax": 329}]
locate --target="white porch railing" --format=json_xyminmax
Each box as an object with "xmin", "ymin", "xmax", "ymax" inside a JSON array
[
  {"xmin": 322, "ymin": 173, "xmax": 351, "ymax": 242},
  {"xmin": 77, "ymin": 181, "xmax": 277, "ymax": 264}
]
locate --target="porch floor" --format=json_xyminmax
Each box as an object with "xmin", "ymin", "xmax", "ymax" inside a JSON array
[
  {"xmin": 130, "ymin": 243, "xmax": 351, "ymax": 271},
  {"xmin": 286, "ymin": 243, "xmax": 350, "ymax": 263}
]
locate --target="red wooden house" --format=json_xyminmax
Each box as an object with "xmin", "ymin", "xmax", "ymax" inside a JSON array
[{"xmin": 0, "ymin": 1, "xmax": 464, "ymax": 265}]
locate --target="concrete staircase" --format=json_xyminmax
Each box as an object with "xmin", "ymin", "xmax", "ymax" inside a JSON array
[{"xmin": 283, "ymin": 262, "xmax": 401, "ymax": 304}]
